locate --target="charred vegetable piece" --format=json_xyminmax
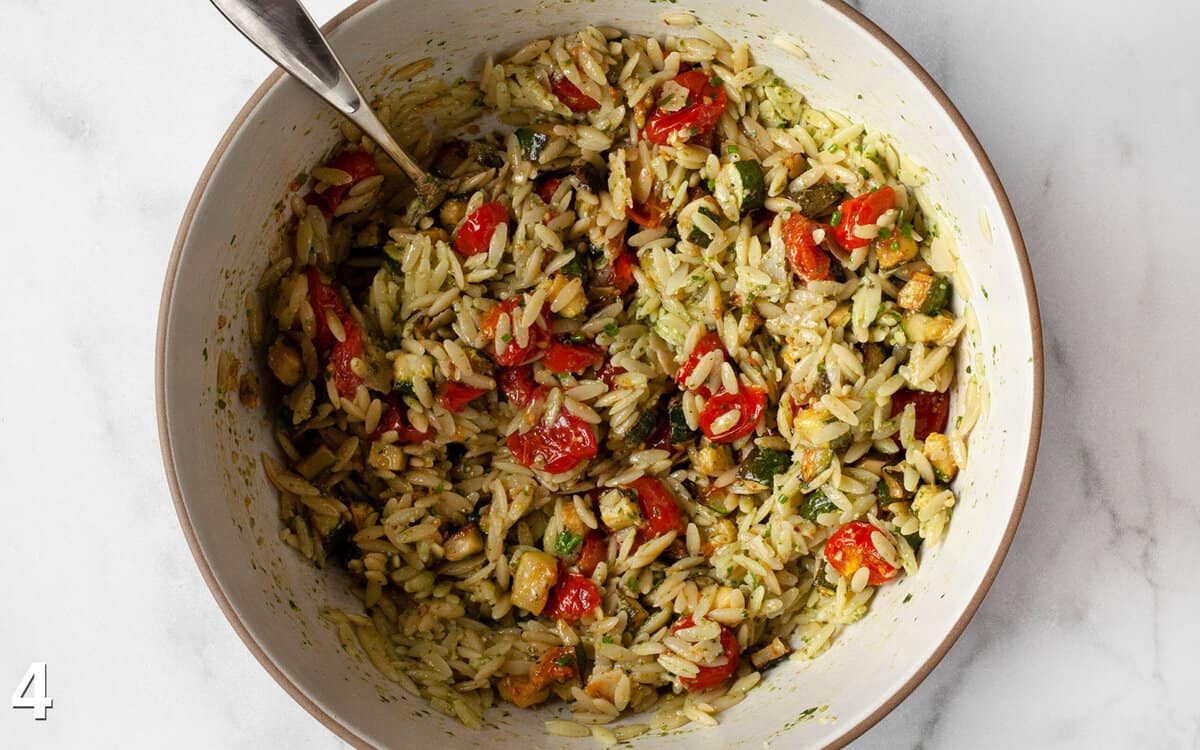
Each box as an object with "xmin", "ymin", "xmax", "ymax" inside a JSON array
[
  {"xmin": 738, "ymin": 448, "xmax": 792, "ymax": 488},
  {"xmin": 790, "ymin": 182, "xmax": 842, "ymax": 219},
  {"xmin": 467, "ymin": 139, "xmax": 505, "ymax": 168},
  {"xmin": 511, "ymin": 550, "xmax": 559, "ymax": 615},
  {"xmin": 598, "ymin": 488, "xmax": 641, "ymax": 532},
  {"xmin": 800, "ymin": 447, "xmax": 833, "ymax": 484},
  {"xmin": 876, "ymin": 234, "xmax": 919, "ymax": 268},
  {"xmin": 443, "ymin": 524, "xmax": 483, "ymax": 561},
  {"xmin": 295, "ymin": 445, "xmax": 337, "ymax": 480},
  {"xmin": 716, "ymin": 159, "xmax": 765, "ymax": 217},
  {"xmin": 625, "ymin": 408, "xmax": 660, "ymax": 445},
  {"xmin": 902, "ymin": 311, "xmax": 956, "ymax": 344},
  {"xmin": 515, "ymin": 127, "xmax": 549, "ymax": 161},
  {"xmin": 668, "ymin": 401, "xmax": 698, "ymax": 444},
  {"xmin": 750, "ymin": 637, "xmax": 792, "ymax": 669},
  {"xmin": 798, "ymin": 489, "xmax": 838, "ymax": 522},
  {"xmin": 687, "ymin": 207, "xmax": 721, "ymax": 247},
  {"xmin": 267, "ymin": 337, "xmax": 303, "ymax": 386},
  {"xmin": 897, "ymin": 271, "xmax": 952, "ymax": 315},
  {"xmin": 923, "ymin": 432, "xmax": 958, "ymax": 481}
]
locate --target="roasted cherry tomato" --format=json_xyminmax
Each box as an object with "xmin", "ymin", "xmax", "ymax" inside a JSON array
[
  {"xmin": 576, "ymin": 531, "xmax": 607, "ymax": 577},
  {"xmin": 671, "ymin": 616, "xmax": 740, "ymax": 692},
  {"xmin": 628, "ymin": 477, "xmax": 686, "ymax": 542},
  {"xmin": 306, "ymin": 266, "xmax": 347, "ymax": 352},
  {"xmin": 507, "ymin": 412, "xmax": 598, "ymax": 474},
  {"xmin": 528, "ymin": 646, "xmax": 579, "ymax": 689},
  {"xmin": 833, "ymin": 186, "xmax": 896, "ymax": 251},
  {"xmin": 439, "ymin": 382, "xmax": 487, "ymax": 412},
  {"xmin": 596, "ymin": 359, "xmax": 626, "ymax": 389},
  {"xmin": 304, "ymin": 149, "xmax": 379, "ymax": 214},
  {"xmin": 697, "ymin": 386, "xmax": 765, "ymax": 443},
  {"xmin": 536, "ymin": 176, "xmax": 563, "ymax": 204},
  {"xmin": 370, "ymin": 401, "xmax": 433, "ymax": 443},
  {"xmin": 498, "ymin": 365, "xmax": 541, "ymax": 408},
  {"xmin": 480, "ymin": 298, "xmax": 550, "ymax": 366},
  {"xmin": 328, "ymin": 317, "xmax": 364, "ymax": 397},
  {"xmin": 675, "ymin": 332, "xmax": 725, "ymax": 392},
  {"xmin": 823, "ymin": 521, "xmax": 900, "ymax": 586},
  {"xmin": 627, "ymin": 193, "xmax": 669, "ymax": 229},
  {"xmin": 550, "ymin": 75, "xmax": 600, "ymax": 113},
  {"xmin": 544, "ymin": 338, "xmax": 605, "ymax": 374},
  {"xmin": 454, "ymin": 201, "xmax": 510, "ymax": 256},
  {"xmin": 889, "ymin": 388, "xmax": 950, "ymax": 441},
  {"xmin": 543, "ymin": 571, "xmax": 602, "ymax": 621},
  {"xmin": 643, "ymin": 70, "xmax": 727, "ymax": 146},
  {"xmin": 782, "ymin": 212, "xmax": 833, "ymax": 282}
]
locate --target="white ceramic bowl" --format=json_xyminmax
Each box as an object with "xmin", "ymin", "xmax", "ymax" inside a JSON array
[{"xmin": 158, "ymin": 1, "xmax": 1042, "ymax": 747}]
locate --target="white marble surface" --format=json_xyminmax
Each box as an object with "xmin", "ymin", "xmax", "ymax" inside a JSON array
[{"xmin": 1, "ymin": 0, "xmax": 1197, "ymax": 747}]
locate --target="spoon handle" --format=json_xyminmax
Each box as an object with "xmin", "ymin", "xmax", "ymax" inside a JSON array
[{"xmin": 210, "ymin": 0, "xmax": 428, "ymax": 184}]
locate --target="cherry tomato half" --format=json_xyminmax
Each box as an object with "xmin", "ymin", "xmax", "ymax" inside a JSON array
[
  {"xmin": 543, "ymin": 572, "xmax": 602, "ymax": 621},
  {"xmin": 536, "ymin": 176, "xmax": 563, "ymax": 204},
  {"xmin": 627, "ymin": 193, "xmax": 669, "ymax": 229},
  {"xmin": 643, "ymin": 70, "xmax": 727, "ymax": 146},
  {"xmin": 671, "ymin": 616, "xmax": 740, "ymax": 692},
  {"xmin": 576, "ymin": 531, "xmax": 607, "ymax": 578},
  {"xmin": 454, "ymin": 201, "xmax": 510, "ymax": 256},
  {"xmin": 823, "ymin": 521, "xmax": 900, "ymax": 586},
  {"xmin": 889, "ymin": 388, "xmax": 950, "ymax": 441},
  {"xmin": 329, "ymin": 317, "xmax": 364, "ymax": 398},
  {"xmin": 480, "ymin": 298, "xmax": 550, "ymax": 366},
  {"xmin": 507, "ymin": 411, "xmax": 598, "ymax": 474},
  {"xmin": 306, "ymin": 266, "xmax": 347, "ymax": 352},
  {"xmin": 550, "ymin": 75, "xmax": 599, "ymax": 113},
  {"xmin": 498, "ymin": 365, "xmax": 541, "ymax": 408},
  {"xmin": 697, "ymin": 387, "xmax": 766, "ymax": 443},
  {"xmin": 627, "ymin": 477, "xmax": 686, "ymax": 542},
  {"xmin": 304, "ymin": 149, "xmax": 379, "ymax": 215},
  {"xmin": 439, "ymin": 382, "xmax": 487, "ymax": 413},
  {"xmin": 370, "ymin": 401, "xmax": 433, "ymax": 443},
  {"xmin": 782, "ymin": 212, "xmax": 833, "ymax": 282},
  {"xmin": 544, "ymin": 338, "xmax": 605, "ymax": 374},
  {"xmin": 833, "ymin": 186, "xmax": 896, "ymax": 251},
  {"xmin": 675, "ymin": 332, "xmax": 725, "ymax": 391}
]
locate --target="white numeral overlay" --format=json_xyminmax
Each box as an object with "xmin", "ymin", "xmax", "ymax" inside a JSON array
[{"xmin": 11, "ymin": 662, "xmax": 53, "ymax": 720}]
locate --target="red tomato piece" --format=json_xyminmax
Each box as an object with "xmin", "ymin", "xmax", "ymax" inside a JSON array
[
  {"xmin": 889, "ymin": 388, "xmax": 950, "ymax": 441},
  {"xmin": 304, "ymin": 149, "xmax": 379, "ymax": 214},
  {"xmin": 576, "ymin": 531, "xmax": 607, "ymax": 577},
  {"xmin": 498, "ymin": 366, "xmax": 541, "ymax": 408},
  {"xmin": 306, "ymin": 266, "xmax": 347, "ymax": 352},
  {"xmin": 833, "ymin": 186, "xmax": 896, "ymax": 250},
  {"xmin": 824, "ymin": 521, "xmax": 900, "ymax": 586},
  {"xmin": 643, "ymin": 70, "xmax": 727, "ymax": 145},
  {"xmin": 604, "ymin": 250, "xmax": 637, "ymax": 295},
  {"xmin": 536, "ymin": 176, "xmax": 563, "ymax": 204},
  {"xmin": 327, "ymin": 318, "xmax": 364, "ymax": 398},
  {"xmin": 671, "ymin": 616, "xmax": 740, "ymax": 692},
  {"xmin": 550, "ymin": 75, "xmax": 600, "ymax": 113},
  {"xmin": 480, "ymin": 298, "xmax": 550, "ymax": 366},
  {"xmin": 544, "ymin": 338, "xmax": 605, "ymax": 374},
  {"xmin": 543, "ymin": 572, "xmax": 602, "ymax": 621},
  {"xmin": 507, "ymin": 412, "xmax": 598, "ymax": 474},
  {"xmin": 627, "ymin": 194, "xmax": 669, "ymax": 229},
  {"xmin": 596, "ymin": 359, "xmax": 626, "ymax": 389},
  {"xmin": 369, "ymin": 401, "xmax": 433, "ymax": 443},
  {"xmin": 627, "ymin": 477, "xmax": 686, "ymax": 542},
  {"xmin": 675, "ymin": 332, "xmax": 725, "ymax": 391},
  {"xmin": 782, "ymin": 212, "xmax": 833, "ymax": 282},
  {"xmin": 439, "ymin": 382, "xmax": 487, "ymax": 413},
  {"xmin": 697, "ymin": 387, "xmax": 766, "ymax": 443},
  {"xmin": 454, "ymin": 201, "xmax": 510, "ymax": 256}
]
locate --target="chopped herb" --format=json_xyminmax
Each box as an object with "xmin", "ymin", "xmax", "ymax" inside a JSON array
[
  {"xmin": 726, "ymin": 144, "xmax": 740, "ymax": 156},
  {"xmin": 710, "ymin": 74, "xmax": 723, "ymax": 87},
  {"xmin": 903, "ymin": 593, "xmax": 913, "ymax": 604},
  {"xmin": 554, "ymin": 653, "xmax": 576, "ymax": 667},
  {"xmin": 625, "ymin": 577, "xmax": 640, "ymax": 593},
  {"xmin": 830, "ymin": 209, "xmax": 843, "ymax": 227},
  {"xmin": 858, "ymin": 166, "xmax": 870, "ymax": 180},
  {"xmin": 900, "ymin": 222, "xmax": 913, "ymax": 238},
  {"xmin": 501, "ymin": 334, "xmax": 513, "ymax": 343},
  {"xmin": 603, "ymin": 322, "xmax": 619, "ymax": 337},
  {"xmin": 689, "ymin": 127, "xmax": 699, "ymax": 136},
  {"xmin": 554, "ymin": 530, "xmax": 583, "ymax": 557},
  {"xmin": 658, "ymin": 94, "xmax": 675, "ymax": 108},
  {"xmin": 878, "ymin": 226, "xmax": 892, "ymax": 240},
  {"xmin": 705, "ymin": 178, "xmax": 716, "ymax": 192},
  {"xmin": 602, "ymin": 635, "xmax": 615, "ymax": 644},
  {"xmin": 826, "ymin": 143, "xmax": 838, "ymax": 153}
]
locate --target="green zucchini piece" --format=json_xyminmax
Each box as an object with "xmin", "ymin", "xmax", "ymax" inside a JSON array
[
  {"xmin": 515, "ymin": 127, "xmax": 548, "ymax": 161},
  {"xmin": 799, "ymin": 490, "xmax": 838, "ymax": 521},
  {"xmin": 731, "ymin": 160, "xmax": 765, "ymax": 212},
  {"xmin": 738, "ymin": 448, "xmax": 792, "ymax": 487},
  {"xmin": 920, "ymin": 276, "xmax": 952, "ymax": 315},
  {"xmin": 668, "ymin": 402, "xmax": 698, "ymax": 444},
  {"xmin": 626, "ymin": 408, "xmax": 659, "ymax": 445},
  {"xmin": 790, "ymin": 182, "xmax": 842, "ymax": 219},
  {"xmin": 561, "ymin": 252, "xmax": 587, "ymax": 279},
  {"xmin": 687, "ymin": 207, "xmax": 721, "ymax": 248}
]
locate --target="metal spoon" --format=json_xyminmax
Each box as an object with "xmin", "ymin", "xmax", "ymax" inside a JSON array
[{"xmin": 211, "ymin": 0, "xmax": 450, "ymax": 221}]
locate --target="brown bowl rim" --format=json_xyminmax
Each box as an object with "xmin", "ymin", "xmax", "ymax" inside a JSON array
[{"xmin": 156, "ymin": 2, "xmax": 1044, "ymax": 747}]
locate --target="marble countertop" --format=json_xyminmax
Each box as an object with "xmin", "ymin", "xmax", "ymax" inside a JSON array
[{"xmin": 1, "ymin": 0, "xmax": 1197, "ymax": 747}]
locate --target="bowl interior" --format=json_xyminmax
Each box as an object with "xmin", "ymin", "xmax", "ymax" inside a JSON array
[{"xmin": 160, "ymin": 1, "xmax": 1040, "ymax": 747}]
